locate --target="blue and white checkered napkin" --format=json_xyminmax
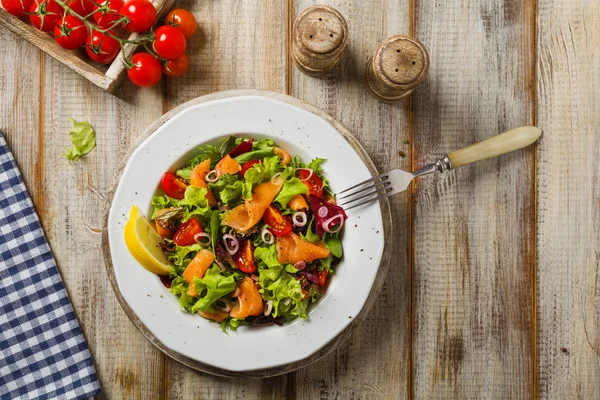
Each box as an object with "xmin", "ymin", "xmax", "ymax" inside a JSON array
[{"xmin": 0, "ymin": 131, "xmax": 101, "ymax": 400}]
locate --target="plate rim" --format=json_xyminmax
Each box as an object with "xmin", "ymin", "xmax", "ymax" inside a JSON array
[{"xmin": 101, "ymin": 89, "xmax": 394, "ymax": 378}]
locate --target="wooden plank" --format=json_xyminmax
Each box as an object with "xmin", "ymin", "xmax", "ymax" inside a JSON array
[
  {"xmin": 0, "ymin": 28, "xmax": 41, "ymax": 203},
  {"xmin": 536, "ymin": 1, "xmax": 600, "ymax": 398},
  {"xmin": 290, "ymin": 1, "xmax": 412, "ymax": 398},
  {"xmin": 39, "ymin": 62, "xmax": 166, "ymax": 397},
  {"xmin": 412, "ymin": 0, "xmax": 536, "ymax": 397},
  {"xmin": 164, "ymin": 1, "xmax": 289, "ymax": 397}
]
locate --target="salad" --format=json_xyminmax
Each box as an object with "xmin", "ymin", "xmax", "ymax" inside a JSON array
[{"xmin": 136, "ymin": 136, "xmax": 348, "ymax": 331}]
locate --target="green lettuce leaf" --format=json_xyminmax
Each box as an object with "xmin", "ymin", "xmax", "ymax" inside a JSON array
[
  {"xmin": 243, "ymin": 156, "xmax": 280, "ymax": 192},
  {"xmin": 170, "ymin": 276, "xmax": 195, "ymax": 312},
  {"xmin": 300, "ymin": 216, "xmax": 320, "ymax": 244},
  {"xmin": 324, "ymin": 234, "xmax": 343, "ymax": 258},
  {"xmin": 220, "ymin": 317, "xmax": 248, "ymax": 333},
  {"xmin": 209, "ymin": 211, "xmax": 221, "ymax": 251},
  {"xmin": 219, "ymin": 136, "xmax": 237, "ymax": 156},
  {"xmin": 274, "ymin": 177, "xmax": 308, "ymax": 207},
  {"xmin": 65, "ymin": 118, "xmax": 96, "ymax": 165},
  {"xmin": 209, "ymin": 173, "xmax": 245, "ymax": 206},
  {"xmin": 318, "ymin": 256, "xmax": 334, "ymax": 273},
  {"xmin": 151, "ymin": 195, "xmax": 180, "ymax": 219},
  {"xmin": 307, "ymin": 157, "xmax": 327, "ymax": 173},
  {"xmin": 166, "ymin": 243, "xmax": 203, "ymax": 273},
  {"xmin": 190, "ymin": 266, "xmax": 236, "ymax": 313},
  {"xmin": 255, "ymin": 245, "xmax": 308, "ymax": 319},
  {"xmin": 179, "ymin": 186, "xmax": 213, "ymax": 222},
  {"xmin": 234, "ymin": 149, "xmax": 275, "ymax": 164},
  {"xmin": 253, "ymin": 138, "xmax": 275, "ymax": 149}
]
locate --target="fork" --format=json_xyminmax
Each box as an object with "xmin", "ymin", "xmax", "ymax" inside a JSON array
[{"xmin": 337, "ymin": 126, "xmax": 542, "ymax": 210}]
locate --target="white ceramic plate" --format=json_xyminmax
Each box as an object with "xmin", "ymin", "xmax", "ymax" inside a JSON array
[{"xmin": 104, "ymin": 92, "xmax": 386, "ymax": 375}]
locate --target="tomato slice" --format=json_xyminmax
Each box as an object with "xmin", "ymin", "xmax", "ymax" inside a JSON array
[
  {"xmin": 161, "ymin": 172, "xmax": 188, "ymax": 199},
  {"xmin": 173, "ymin": 219, "xmax": 202, "ymax": 246},
  {"xmin": 316, "ymin": 270, "xmax": 327, "ymax": 286},
  {"xmin": 235, "ymin": 240, "xmax": 257, "ymax": 273},
  {"xmin": 262, "ymin": 205, "xmax": 292, "ymax": 236},
  {"xmin": 240, "ymin": 160, "xmax": 261, "ymax": 177},
  {"xmin": 298, "ymin": 170, "xmax": 324, "ymax": 197}
]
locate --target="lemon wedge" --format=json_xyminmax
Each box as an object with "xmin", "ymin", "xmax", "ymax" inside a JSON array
[{"xmin": 124, "ymin": 205, "xmax": 173, "ymax": 275}]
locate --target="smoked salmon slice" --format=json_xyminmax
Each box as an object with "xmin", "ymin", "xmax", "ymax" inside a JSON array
[
  {"xmin": 230, "ymin": 277, "xmax": 263, "ymax": 318},
  {"xmin": 222, "ymin": 181, "xmax": 283, "ymax": 232},
  {"xmin": 215, "ymin": 155, "xmax": 241, "ymax": 176},
  {"xmin": 189, "ymin": 159, "xmax": 217, "ymax": 207},
  {"xmin": 276, "ymin": 232, "xmax": 331, "ymax": 264},
  {"xmin": 183, "ymin": 249, "xmax": 215, "ymax": 297},
  {"xmin": 198, "ymin": 309, "xmax": 228, "ymax": 322}
]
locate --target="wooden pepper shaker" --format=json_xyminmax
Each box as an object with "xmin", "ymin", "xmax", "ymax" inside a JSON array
[
  {"xmin": 292, "ymin": 5, "xmax": 348, "ymax": 75},
  {"xmin": 365, "ymin": 35, "xmax": 430, "ymax": 102}
]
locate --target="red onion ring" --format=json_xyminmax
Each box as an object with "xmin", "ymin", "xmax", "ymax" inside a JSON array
[
  {"xmin": 222, "ymin": 234, "xmax": 239, "ymax": 255},
  {"xmin": 295, "ymin": 168, "xmax": 313, "ymax": 181},
  {"xmin": 318, "ymin": 206, "xmax": 328, "ymax": 218},
  {"xmin": 250, "ymin": 274, "xmax": 259, "ymax": 282},
  {"xmin": 283, "ymin": 298, "xmax": 291, "ymax": 307},
  {"xmin": 294, "ymin": 261, "xmax": 306, "ymax": 270},
  {"xmin": 193, "ymin": 232, "xmax": 211, "ymax": 246},
  {"xmin": 214, "ymin": 300, "xmax": 232, "ymax": 312},
  {"xmin": 263, "ymin": 300, "xmax": 273, "ymax": 316},
  {"xmin": 271, "ymin": 172, "xmax": 283, "ymax": 185},
  {"xmin": 261, "ymin": 228, "xmax": 274, "ymax": 244},
  {"xmin": 322, "ymin": 214, "xmax": 345, "ymax": 234},
  {"xmin": 292, "ymin": 211, "xmax": 307, "ymax": 227},
  {"xmin": 205, "ymin": 169, "xmax": 220, "ymax": 183},
  {"xmin": 232, "ymin": 287, "xmax": 241, "ymax": 297}
]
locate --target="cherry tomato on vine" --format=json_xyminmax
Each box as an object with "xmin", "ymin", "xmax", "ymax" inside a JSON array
[
  {"xmin": 93, "ymin": 0, "xmax": 124, "ymax": 29},
  {"xmin": 63, "ymin": 0, "xmax": 86, "ymax": 15},
  {"xmin": 165, "ymin": 8, "xmax": 197, "ymax": 39},
  {"xmin": 298, "ymin": 169, "xmax": 324, "ymax": 197},
  {"xmin": 235, "ymin": 240, "xmax": 257, "ymax": 273},
  {"xmin": 127, "ymin": 52, "xmax": 162, "ymax": 87},
  {"xmin": 262, "ymin": 205, "xmax": 293, "ymax": 236},
  {"xmin": 54, "ymin": 16, "xmax": 87, "ymax": 50},
  {"xmin": 1, "ymin": 0, "xmax": 33, "ymax": 17},
  {"xmin": 120, "ymin": 0, "xmax": 156, "ymax": 33},
  {"xmin": 173, "ymin": 219, "xmax": 202, "ymax": 246},
  {"xmin": 67, "ymin": 0, "xmax": 94, "ymax": 16},
  {"xmin": 153, "ymin": 25, "xmax": 186, "ymax": 60},
  {"xmin": 86, "ymin": 29, "xmax": 120, "ymax": 64},
  {"xmin": 163, "ymin": 53, "xmax": 189, "ymax": 77},
  {"xmin": 29, "ymin": 0, "xmax": 61, "ymax": 32}
]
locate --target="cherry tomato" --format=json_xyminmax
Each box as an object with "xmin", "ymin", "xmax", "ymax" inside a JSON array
[
  {"xmin": 298, "ymin": 169, "xmax": 324, "ymax": 197},
  {"xmin": 64, "ymin": 0, "xmax": 86, "ymax": 15},
  {"xmin": 1, "ymin": 0, "xmax": 33, "ymax": 17},
  {"xmin": 54, "ymin": 16, "xmax": 87, "ymax": 50},
  {"xmin": 93, "ymin": 0, "xmax": 124, "ymax": 29},
  {"xmin": 262, "ymin": 205, "xmax": 292, "ymax": 236},
  {"xmin": 235, "ymin": 240, "xmax": 257, "ymax": 273},
  {"xmin": 173, "ymin": 218, "xmax": 202, "ymax": 246},
  {"xmin": 240, "ymin": 160, "xmax": 260, "ymax": 177},
  {"xmin": 127, "ymin": 52, "xmax": 162, "ymax": 87},
  {"xmin": 153, "ymin": 25, "xmax": 186, "ymax": 60},
  {"xmin": 29, "ymin": 0, "xmax": 61, "ymax": 32},
  {"xmin": 165, "ymin": 8, "xmax": 196, "ymax": 39},
  {"xmin": 86, "ymin": 29, "xmax": 120, "ymax": 64},
  {"xmin": 120, "ymin": 0, "xmax": 155, "ymax": 32},
  {"xmin": 316, "ymin": 270, "xmax": 327, "ymax": 286},
  {"xmin": 160, "ymin": 172, "xmax": 188, "ymax": 199},
  {"xmin": 68, "ymin": 0, "xmax": 94, "ymax": 16},
  {"xmin": 163, "ymin": 53, "xmax": 189, "ymax": 77}
]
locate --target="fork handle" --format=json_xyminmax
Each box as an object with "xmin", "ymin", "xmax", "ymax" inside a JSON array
[{"xmin": 447, "ymin": 126, "xmax": 542, "ymax": 169}]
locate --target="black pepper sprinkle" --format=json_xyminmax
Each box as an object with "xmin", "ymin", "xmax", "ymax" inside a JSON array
[{"xmin": 360, "ymin": 249, "xmax": 364, "ymax": 252}]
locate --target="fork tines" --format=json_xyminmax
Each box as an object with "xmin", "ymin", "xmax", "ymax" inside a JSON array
[{"xmin": 337, "ymin": 173, "xmax": 394, "ymax": 210}]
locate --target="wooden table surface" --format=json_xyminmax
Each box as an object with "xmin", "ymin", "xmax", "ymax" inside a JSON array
[{"xmin": 1, "ymin": 0, "xmax": 598, "ymax": 398}]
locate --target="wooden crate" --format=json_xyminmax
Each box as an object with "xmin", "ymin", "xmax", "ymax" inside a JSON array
[{"xmin": 0, "ymin": 0, "xmax": 175, "ymax": 94}]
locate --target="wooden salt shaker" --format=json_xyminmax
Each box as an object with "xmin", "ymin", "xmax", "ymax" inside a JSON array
[
  {"xmin": 292, "ymin": 5, "xmax": 348, "ymax": 75},
  {"xmin": 365, "ymin": 35, "xmax": 430, "ymax": 103}
]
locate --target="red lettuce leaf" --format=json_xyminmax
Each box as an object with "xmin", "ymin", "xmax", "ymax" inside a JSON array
[{"xmin": 309, "ymin": 195, "xmax": 348, "ymax": 236}]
